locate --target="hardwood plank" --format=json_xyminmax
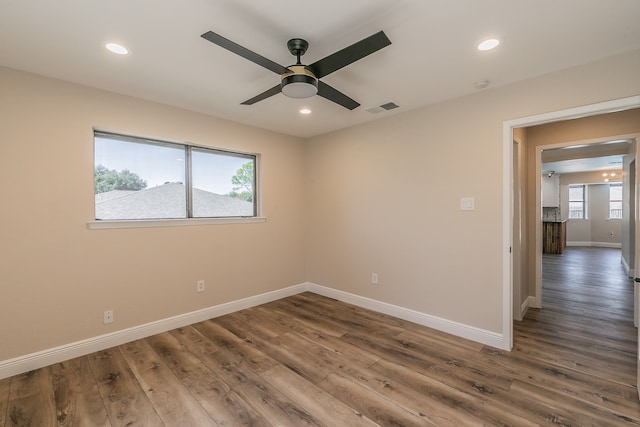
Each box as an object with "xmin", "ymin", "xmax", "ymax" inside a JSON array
[
  {"xmin": 103, "ymin": 391, "xmax": 164, "ymax": 427},
  {"xmin": 194, "ymin": 350, "xmax": 324, "ymax": 426},
  {"xmin": 168, "ymin": 326, "xmax": 220, "ymax": 358},
  {"xmin": 261, "ymin": 365, "xmax": 379, "ymax": 427},
  {"xmin": 341, "ymin": 332, "xmax": 436, "ymax": 376},
  {"xmin": 265, "ymin": 299, "xmax": 350, "ymax": 338},
  {"xmin": 215, "ymin": 308, "xmax": 283, "ymax": 340},
  {"xmin": 171, "ymin": 325, "xmax": 323, "ymax": 426},
  {"xmin": 147, "ymin": 331, "xmax": 270, "ymax": 427},
  {"xmin": 284, "ymin": 293, "xmax": 406, "ymax": 338},
  {"xmin": 119, "ymin": 339, "xmax": 214, "ymax": 426},
  {"xmin": 423, "ymin": 352, "xmax": 515, "ymax": 393},
  {"xmin": 368, "ymin": 357, "xmax": 537, "ymax": 427},
  {"xmin": 215, "ymin": 309, "xmax": 380, "ymax": 383},
  {"xmin": 191, "ymin": 320, "xmax": 278, "ymax": 374},
  {"xmin": 268, "ymin": 330, "xmax": 381, "ymax": 385},
  {"xmin": 251, "ymin": 305, "xmax": 348, "ymax": 344},
  {"xmin": 471, "ymin": 345, "xmax": 640, "ymax": 415},
  {"xmin": 510, "ymin": 379, "xmax": 640, "ymax": 426},
  {"xmin": 0, "ymin": 377, "xmax": 10, "ymax": 427},
  {"xmin": 423, "ymin": 363, "xmax": 558, "ymax": 426},
  {"xmin": 318, "ymin": 372, "xmax": 435, "ymax": 426},
  {"xmin": 88, "ymin": 347, "xmax": 163, "ymax": 426},
  {"xmin": 510, "ymin": 333, "xmax": 636, "ymax": 386},
  {"xmin": 51, "ymin": 356, "xmax": 110, "ymax": 426},
  {"xmin": 6, "ymin": 368, "xmax": 57, "ymax": 426}
]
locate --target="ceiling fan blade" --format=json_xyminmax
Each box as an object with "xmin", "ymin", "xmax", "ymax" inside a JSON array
[
  {"xmin": 241, "ymin": 84, "xmax": 282, "ymax": 105},
  {"xmin": 317, "ymin": 81, "xmax": 359, "ymax": 110},
  {"xmin": 307, "ymin": 31, "xmax": 391, "ymax": 79},
  {"xmin": 201, "ymin": 31, "xmax": 289, "ymax": 75}
]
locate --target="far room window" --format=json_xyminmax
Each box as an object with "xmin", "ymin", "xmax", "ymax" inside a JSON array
[
  {"xmin": 609, "ymin": 183, "xmax": 623, "ymax": 219},
  {"xmin": 568, "ymin": 184, "xmax": 585, "ymax": 219},
  {"xmin": 94, "ymin": 131, "xmax": 257, "ymax": 220}
]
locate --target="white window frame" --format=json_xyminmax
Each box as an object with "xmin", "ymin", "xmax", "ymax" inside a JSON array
[
  {"xmin": 568, "ymin": 184, "xmax": 586, "ymax": 220},
  {"xmin": 608, "ymin": 183, "xmax": 622, "ymax": 220}
]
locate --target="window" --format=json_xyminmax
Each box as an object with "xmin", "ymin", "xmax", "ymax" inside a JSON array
[
  {"xmin": 94, "ymin": 131, "xmax": 257, "ymax": 220},
  {"xmin": 568, "ymin": 184, "xmax": 585, "ymax": 219},
  {"xmin": 609, "ymin": 183, "xmax": 622, "ymax": 219}
]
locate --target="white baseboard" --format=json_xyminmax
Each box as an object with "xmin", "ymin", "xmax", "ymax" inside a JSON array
[
  {"xmin": 518, "ymin": 296, "xmax": 535, "ymax": 320},
  {"xmin": 0, "ymin": 284, "xmax": 306, "ymax": 380},
  {"xmin": 635, "ymin": 282, "xmax": 639, "ymax": 328},
  {"xmin": 566, "ymin": 241, "xmax": 622, "ymax": 248},
  {"xmin": 1, "ymin": 282, "xmax": 508, "ymax": 379},
  {"xmin": 305, "ymin": 283, "xmax": 507, "ymax": 350},
  {"xmin": 621, "ymin": 255, "xmax": 634, "ymax": 279}
]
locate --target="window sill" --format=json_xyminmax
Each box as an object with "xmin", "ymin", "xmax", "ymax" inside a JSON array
[{"xmin": 87, "ymin": 217, "xmax": 267, "ymax": 230}]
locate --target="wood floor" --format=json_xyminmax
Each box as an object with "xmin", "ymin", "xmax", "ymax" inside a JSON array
[{"xmin": 1, "ymin": 247, "xmax": 639, "ymax": 426}]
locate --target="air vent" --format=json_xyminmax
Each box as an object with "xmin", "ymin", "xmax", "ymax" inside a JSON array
[
  {"xmin": 380, "ymin": 102, "xmax": 399, "ymax": 110},
  {"xmin": 366, "ymin": 102, "xmax": 400, "ymax": 114}
]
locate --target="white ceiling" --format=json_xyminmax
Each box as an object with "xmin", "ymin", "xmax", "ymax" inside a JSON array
[
  {"xmin": 1, "ymin": 0, "xmax": 639, "ymax": 138},
  {"xmin": 541, "ymin": 139, "xmax": 632, "ymax": 174},
  {"xmin": 543, "ymin": 155, "xmax": 625, "ymax": 174}
]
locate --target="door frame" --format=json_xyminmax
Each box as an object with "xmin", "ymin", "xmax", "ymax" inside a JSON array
[{"xmin": 502, "ymin": 95, "xmax": 640, "ymax": 350}]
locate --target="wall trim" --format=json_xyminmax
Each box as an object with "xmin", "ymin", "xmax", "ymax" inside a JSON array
[
  {"xmin": 635, "ymin": 282, "xmax": 639, "ymax": 328},
  {"xmin": 0, "ymin": 283, "xmax": 306, "ymax": 380},
  {"xmin": 0, "ymin": 282, "xmax": 508, "ymax": 379},
  {"xmin": 306, "ymin": 283, "xmax": 507, "ymax": 350},
  {"xmin": 566, "ymin": 241, "xmax": 622, "ymax": 248},
  {"xmin": 622, "ymin": 255, "xmax": 634, "ymax": 278},
  {"xmin": 518, "ymin": 296, "xmax": 535, "ymax": 320}
]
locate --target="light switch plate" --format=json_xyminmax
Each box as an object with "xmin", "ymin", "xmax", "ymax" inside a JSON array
[{"xmin": 460, "ymin": 197, "xmax": 475, "ymax": 211}]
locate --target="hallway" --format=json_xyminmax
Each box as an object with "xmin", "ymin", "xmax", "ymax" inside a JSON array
[{"xmin": 514, "ymin": 246, "xmax": 639, "ymax": 422}]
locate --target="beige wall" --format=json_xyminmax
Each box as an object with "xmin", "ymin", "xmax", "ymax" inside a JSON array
[
  {"xmin": 306, "ymin": 49, "xmax": 640, "ymax": 333},
  {"xmin": 0, "ymin": 67, "xmax": 307, "ymax": 361}
]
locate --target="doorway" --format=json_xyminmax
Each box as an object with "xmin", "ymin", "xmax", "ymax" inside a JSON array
[
  {"xmin": 502, "ymin": 95, "xmax": 640, "ymax": 350},
  {"xmin": 533, "ymin": 135, "xmax": 636, "ymax": 308}
]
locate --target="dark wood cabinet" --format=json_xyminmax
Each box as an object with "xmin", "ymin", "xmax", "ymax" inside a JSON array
[{"xmin": 543, "ymin": 221, "xmax": 566, "ymax": 254}]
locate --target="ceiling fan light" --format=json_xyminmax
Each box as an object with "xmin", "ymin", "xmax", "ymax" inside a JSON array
[{"xmin": 281, "ymin": 74, "xmax": 318, "ymax": 98}]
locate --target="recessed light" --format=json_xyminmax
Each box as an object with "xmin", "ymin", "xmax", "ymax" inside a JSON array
[
  {"xmin": 299, "ymin": 108, "xmax": 312, "ymax": 115},
  {"xmin": 474, "ymin": 80, "xmax": 489, "ymax": 89},
  {"xmin": 106, "ymin": 43, "xmax": 129, "ymax": 55},
  {"xmin": 478, "ymin": 38, "xmax": 500, "ymax": 51}
]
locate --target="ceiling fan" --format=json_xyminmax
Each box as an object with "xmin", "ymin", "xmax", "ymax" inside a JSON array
[{"xmin": 201, "ymin": 30, "xmax": 391, "ymax": 110}]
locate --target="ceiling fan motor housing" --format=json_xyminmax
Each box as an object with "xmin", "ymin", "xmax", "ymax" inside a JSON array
[{"xmin": 281, "ymin": 65, "xmax": 318, "ymax": 98}]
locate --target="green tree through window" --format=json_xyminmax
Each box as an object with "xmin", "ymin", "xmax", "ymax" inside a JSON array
[
  {"xmin": 229, "ymin": 162, "xmax": 254, "ymax": 202},
  {"xmin": 95, "ymin": 164, "xmax": 147, "ymax": 193}
]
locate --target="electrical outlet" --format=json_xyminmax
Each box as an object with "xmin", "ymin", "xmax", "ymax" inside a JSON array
[
  {"xmin": 197, "ymin": 280, "xmax": 205, "ymax": 292},
  {"xmin": 103, "ymin": 309, "xmax": 114, "ymax": 325},
  {"xmin": 371, "ymin": 273, "xmax": 378, "ymax": 285}
]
